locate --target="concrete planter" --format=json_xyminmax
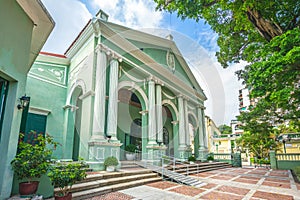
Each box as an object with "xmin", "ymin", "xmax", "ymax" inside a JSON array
[
  {"xmin": 106, "ymin": 166, "xmax": 116, "ymax": 172},
  {"xmin": 126, "ymin": 153, "xmax": 136, "ymax": 161}
]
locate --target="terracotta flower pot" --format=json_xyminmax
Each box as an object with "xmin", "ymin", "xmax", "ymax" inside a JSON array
[
  {"xmin": 19, "ymin": 181, "xmax": 39, "ymax": 195},
  {"xmin": 55, "ymin": 192, "xmax": 72, "ymax": 200}
]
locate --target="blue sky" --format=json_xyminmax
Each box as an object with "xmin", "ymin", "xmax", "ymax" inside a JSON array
[{"xmin": 41, "ymin": 0, "xmax": 244, "ymax": 126}]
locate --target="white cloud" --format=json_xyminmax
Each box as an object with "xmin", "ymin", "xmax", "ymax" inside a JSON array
[
  {"xmin": 91, "ymin": 0, "xmax": 163, "ymax": 28},
  {"xmin": 41, "ymin": 0, "xmax": 92, "ymax": 54}
]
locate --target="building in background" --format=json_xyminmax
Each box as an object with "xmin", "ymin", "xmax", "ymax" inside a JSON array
[
  {"xmin": 276, "ymin": 133, "xmax": 300, "ymax": 154},
  {"xmin": 0, "ymin": 0, "xmax": 54, "ymax": 199}
]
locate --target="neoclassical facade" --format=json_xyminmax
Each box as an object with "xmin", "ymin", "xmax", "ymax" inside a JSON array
[{"xmin": 25, "ymin": 11, "xmax": 208, "ymax": 169}]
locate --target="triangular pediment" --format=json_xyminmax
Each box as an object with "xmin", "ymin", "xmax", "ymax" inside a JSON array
[{"xmin": 93, "ymin": 19, "xmax": 206, "ymax": 101}]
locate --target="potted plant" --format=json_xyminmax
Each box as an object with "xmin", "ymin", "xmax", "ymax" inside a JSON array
[
  {"xmin": 207, "ymin": 154, "xmax": 214, "ymax": 162},
  {"xmin": 103, "ymin": 156, "xmax": 119, "ymax": 172},
  {"xmin": 47, "ymin": 161, "xmax": 87, "ymax": 200},
  {"xmin": 188, "ymin": 156, "xmax": 196, "ymax": 164},
  {"xmin": 125, "ymin": 144, "xmax": 137, "ymax": 161},
  {"xmin": 11, "ymin": 132, "xmax": 58, "ymax": 195}
]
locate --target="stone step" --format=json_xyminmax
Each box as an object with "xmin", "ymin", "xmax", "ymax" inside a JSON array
[
  {"xmin": 72, "ymin": 177, "xmax": 161, "ymax": 200},
  {"xmin": 64, "ymin": 173, "xmax": 158, "ymax": 193},
  {"xmin": 82, "ymin": 169, "xmax": 153, "ymax": 183},
  {"xmin": 120, "ymin": 161, "xmax": 140, "ymax": 168}
]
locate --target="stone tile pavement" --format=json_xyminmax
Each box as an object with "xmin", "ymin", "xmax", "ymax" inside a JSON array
[{"xmin": 88, "ymin": 167, "xmax": 300, "ymax": 200}]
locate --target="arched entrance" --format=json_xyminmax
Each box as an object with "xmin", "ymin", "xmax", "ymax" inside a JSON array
[
  {"xmin": 70, "ymin": 86, "xmax": 83, "ymax": 161},
  {"xmin": 162, "ymin": 105, "xmax": 175, "ymax": 157},
  {"xmin": 117, "ymin": 83, "xmax": 147, "ymax": 160},
  {"xmin": 188, "ymin": 113, "xmax": 199, "ymax": 157}
]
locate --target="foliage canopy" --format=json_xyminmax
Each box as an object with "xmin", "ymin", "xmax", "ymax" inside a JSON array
[{"xmin": 154, "ymin": 0, "xmax": 300, "ymax": 131}]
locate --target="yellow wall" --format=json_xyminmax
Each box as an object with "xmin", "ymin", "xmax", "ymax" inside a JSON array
[{"xmin": 278, "ymin": 142, "xmax": 300, "ymax": 154}]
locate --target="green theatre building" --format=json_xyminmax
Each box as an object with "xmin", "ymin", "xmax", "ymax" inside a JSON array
[{"xmin": 24, "ymin": 10, "xmax": 209, "ymax": 170}]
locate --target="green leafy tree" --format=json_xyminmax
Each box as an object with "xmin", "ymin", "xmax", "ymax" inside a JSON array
[
  {"xmin": 218, "ymin": 124, "xmax": 232, "ymax": 135},
  {"xmin": 236, "ymin": 131, "xmax": 277, "ymax": 159},
  {"xmin": 154, "ymin": 0, "xmax": 300, "ymax": 130}
]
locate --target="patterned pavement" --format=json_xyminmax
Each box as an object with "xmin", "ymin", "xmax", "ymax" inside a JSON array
[{"xmin": 88, "ymin": 167, "xmax": 300, "ymax": 200}]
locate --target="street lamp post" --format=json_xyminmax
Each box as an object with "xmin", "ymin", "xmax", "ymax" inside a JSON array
[
  {"xmin": 283, "ymin": 140, "xmax": 286, "ymax": 154},
  {"xmin": 280, "ymin": 135, "xmax": 291, "ymax": 154}
]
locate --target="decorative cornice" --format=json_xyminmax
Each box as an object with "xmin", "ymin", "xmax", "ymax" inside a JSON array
[
  {"xmin": 63, "ymin": 104, "xmax": 79, "ymax": 111},
  {"xmin": 171, "ymin": 120, "xmax": 179, "ymax": 125},
  {"xmin": 29, "ymin": 107, "xmax": 51, "ymax": 116},
  {"xmin": 139, "ymin": 110, "xmax": 148, "ymax": 115},
  {"xmin": 79, "ymin": 90, "xmax": 95, "ymax": 100},
  {"xmin": 88, "ymin": 141, "xmax": 122, "ymax": 147}
]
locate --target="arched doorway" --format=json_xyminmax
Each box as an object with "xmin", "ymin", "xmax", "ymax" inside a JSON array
[
  {"xmin": 117, "ymin": 87, "xmax": 145, "ymax": 160},
  {"xmin": 162, "ymin": 105, "xmax": 174, "ymax": 156},
  {"xmin": 70, "ymin": 87, "xmax": 82, "ymax": 161},
  {"xmin": 189, "ymin": 122, "xmax": 195, "ymax": 155},
  {"xmin": 130, "ymin": 118, "xmax": 142, "ymax": 151},
  {"xmin": 188, "ymin": 113, "xmax": 198, "ymax": 157}
]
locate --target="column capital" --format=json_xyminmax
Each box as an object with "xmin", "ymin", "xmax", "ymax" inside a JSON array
[
  {"xmin": 198, "ymin": 105, "xmax": 206, "ymax": 110},
  {"xmin": 110, "ymin": 52, "xmax": 123, "ymax": 63},
  {"xmin": 95, "ymin": 43, "xmax": 109, "ymax": 53},
  {"xmin": 95, "ymin": 43, "xmax": 123, "ymax": 62},
  {"xmin": 147, "ymin": 75, "xmax": 155, "ymax": 82},
  {"xmin": 177, "ymin": 94, "xmax": 183, "ymax": 99}
]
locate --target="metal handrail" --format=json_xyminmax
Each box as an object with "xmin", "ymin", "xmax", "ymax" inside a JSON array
[{"xmin": 132, "ymin": 150, "xmax": 201, "ymax": 178}]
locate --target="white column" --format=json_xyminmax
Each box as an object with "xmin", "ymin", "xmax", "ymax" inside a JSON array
[
  {"xmin": 184, "ymin": 99, "xmax": 190, "ymax": 147},
  {"xmin": 156, "ymin": 84, "xmax": 163, "ymax": 144},
  {"xmin": 197, "ymin": 107, "xmax": 204, "ymax": 149},
  {"xmin": 91, "ymin": 50, "xmax": 107, "ymax": 141},
  {"xmin": 201, "ymin": 109, "xmax": 208, "ymax": 148},
  {"xmin": 178, "ymin": 96, "xmax": 186, "ymax": 148},
  {"xmin": 106, "ymin": 59, "xmax": 119, "ymax": 142},
  {"xmin": 148, "ymin": 79, "xmax": 157, "ymax": 145}
]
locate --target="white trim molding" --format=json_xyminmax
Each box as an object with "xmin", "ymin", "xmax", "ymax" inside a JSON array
[{"xmin": 29, "ymin": 107, "xmax": 51, "ymax": 116}]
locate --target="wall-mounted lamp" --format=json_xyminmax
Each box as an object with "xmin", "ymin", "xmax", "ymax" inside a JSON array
[{"xmin": 17, "ymin": 95, "xmax": 30, "ymax": 110}]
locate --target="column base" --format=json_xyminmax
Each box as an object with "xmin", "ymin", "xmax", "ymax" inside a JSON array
[
  {"xmin": 88, "ymin": 141, "xmax": 122, "ymax": 170},
  {"xmin": 89, "ymin": 135, "xmax": 107, "ymax": 143},
  {"xmin": 145, "ymin": 145, "xmax": 167, "ymax": 165},
  {"xmin": 198, "ymin": 147, "xmax": 209, "ymax": 161},
  {"xmin": 177, "ymin": 145, "xmax": 192, "ymax": 160}
]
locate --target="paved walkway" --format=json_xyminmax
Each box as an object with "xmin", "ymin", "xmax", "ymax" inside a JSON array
[{"xmin": 87, "ymin": 167, "xmax": 300, "ymax": 200}]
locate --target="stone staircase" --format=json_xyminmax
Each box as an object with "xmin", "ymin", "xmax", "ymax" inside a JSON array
[
  {"xmin": 120, "ymin": 160, "xmax": 143, "ymax": 169},
  {"xmin": 167, "ymin": 161, "xmax": 232, "ymax": 175},
  {"xmin": 54, "ymin": 169, "xmax": 161, "ymax": 200}
]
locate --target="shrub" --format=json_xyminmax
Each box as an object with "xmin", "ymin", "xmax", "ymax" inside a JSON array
[
  {"xmin": 207, "ymin": 154, "xmax": 214, "ymax": 161},
  {"xmin": 11, "ymin": 132, "xmax": 58, "ymax": 181},
  {"xmin": 188, "ymin": 156, "xmax": 196, "ymax": 162},
  {"xmin": 125, "ymin": 144, "xmax": 137, "ymax": 153},
  {"xmin": 294, "ymin": 166, "xmax": 300, "ymax": 176},
  {"xmin": 48, "ymin": 161, "xmax": 87, "ymax": 197},
  {"xmin": 104, "ymin": 156, "xmax": 119, "ymax": 166}
]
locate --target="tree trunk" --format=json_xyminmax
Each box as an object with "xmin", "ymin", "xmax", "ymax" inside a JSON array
[{"xmin": 246, "ymin": 8, "xmax": 283, "ymax": 42}]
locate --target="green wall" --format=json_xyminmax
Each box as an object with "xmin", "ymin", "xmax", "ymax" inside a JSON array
[
  {"xmin": 0, "ymin": 1, "xmax": 37, "ymax": 199},
  {"xmin": 25, "ymin": 76, "xmax": 67, "ymax": 158}
]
